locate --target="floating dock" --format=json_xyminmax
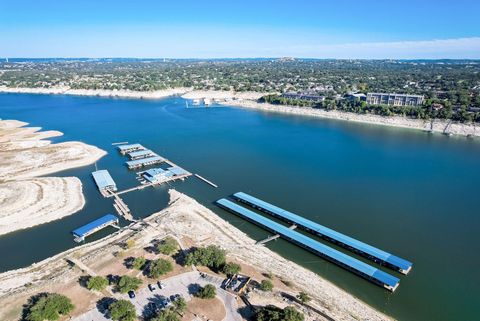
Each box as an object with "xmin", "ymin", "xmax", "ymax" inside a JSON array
[
  {"xmin": 194, "ymin": 174, "xmax": 218, "ymax": 188},
  {"xmin": 118, "ymin": 143, "xmax": 145, "ymax": 155},
  {"xmin": 233, "ymin": 192, "xmax": 413, "ymax": 275},
  {"xmin": 91, "ymin": 170, "xmax": 117, "ymax": 197},
  {"xmin": 128, "ymin": 149, "xmax": 157, "ymax": 160},
  {"xmin": 72, "ymin": 214, "xmax": 119, "ymax": 242},
  {"xmin": 217, "ymin": 198, "xmax": 400, "ymax": 291},
  {"xmin": 126, "ymin": 156, "xmax": 165, "ymax": 169}
]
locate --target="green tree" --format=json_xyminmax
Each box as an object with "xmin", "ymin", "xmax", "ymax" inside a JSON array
[
  {"xmin": 151, "ymin": 308, "xmax": 180, "ymax": 321},
  {"xmin": 132, "ymin": 256, "xmax": 147, "ymax": 270},
  {"xmin": 196, "ymin": 284, "xmax": 216, "ymax": 299},
  {"xmin": 172, "ymin": 297, "xmax": 187, "ymax": 315},
  {"xmin": 108, "ymin": 299, "xmax": 136, "ymax": 321},
  {"xmin": 255, "ymin": 305, "xmax": 304, "ymax": 321},
  {"xmin": 222, "ymin": 262, "xmax": 241, "ymax": 276},
  {"xmin": 260, "ymin": 279, "xmax": 273, "ymax": 292},
  {"xmin": 117, "ymin": 276, "xmax": 142, "ymax": 293},
  {"xmin": 86, "ymin": 276, "xmax": 108, "ymax": 292},
  {"xmin": 147, "ymin": 259, "xmax": 173, "ymax": 279},
  {"xmin": 26, "ymin": 293, "xmax": 74, "ymax": 321},
  {"xmin": 184, "ymin": 245, "xmax": 226, "ymax": 269},
  {"xmin": 157, "ymin": 237, "xmax": 179, "ymax": 255},
  {"xmin": 296, "ymin": 291, "xmax": 311, "ymax": 304}
]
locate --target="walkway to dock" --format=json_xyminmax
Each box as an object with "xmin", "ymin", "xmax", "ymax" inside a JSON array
[
  {"xmin": 108, "ymin": 173, "xmax": 192, "ymax": 197},
  {"xmin": 256, "ymin": 224, "xmax": 297, "ymax": 245},
  {"xmin": 194, "ymin": 173, "xmax": 218, "ymax": 188}
]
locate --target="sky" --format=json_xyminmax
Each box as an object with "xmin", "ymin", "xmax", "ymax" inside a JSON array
[{"xmin": 1, "ymin": 0, "xmax": 479, "ymax": 59}]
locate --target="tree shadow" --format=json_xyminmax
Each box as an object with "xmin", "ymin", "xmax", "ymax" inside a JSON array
[
  {"xmin": 124, "ymin": 256, "xmax": 135, "ymax": 269},
  {"xmin": 78, "ymin": 275, "xmax": 90, "ymax": 288},
  {"xmin": 96, "ymin": 297, "xmax": 116, "ymax": 316},
  {"xmin": 187, "ymin": 283, "xmax": 201, "ymax": 296},
  {"xmin": 237, "ymin": 305, "xmax": 255, "ymax": 320}
]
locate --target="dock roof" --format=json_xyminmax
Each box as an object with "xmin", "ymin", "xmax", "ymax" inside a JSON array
[
  {"xmin": 117, "ymin": 143, "xmax": 144, "ymax": 151},
  {"xmin": 233, "ymin": 192, "xmax": 412, "ymax": 272},
  {"xmin": 92, "ymin": 170, "xmax": 116, "ymax": 190},
  {"xmin": 128, "ymin": 149, "xmax": 156, "ymax": 158},
  {"xmin": 167, "ymin": 166, "xmax": 189, "ymax": 176},
  {"xmin": 126, "ymin": 156, "xmax": 165, "ymax": 167},
  {"xmin": 217, "ymin": 198, "xmax": 400, "ymax": 289},
  {"xmin": 72, "ymin": 214, "xmax": 118, "ymax": 238}
]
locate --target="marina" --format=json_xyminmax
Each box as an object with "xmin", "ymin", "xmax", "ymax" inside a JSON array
[
  {"xmin": 233, "ymin": 192, "xmax": 413, "ymax": 275},
  {"xmin": 71, "ymin": 214, "xmax": 119, "ymax": 242},
  {"xmin": 126, "ymin": 156, "xmax": 165, "ymax": 169},
  {"xmin": 216, "ymin": 198, "xmax": 400, "ymax": 291},
  {"xmin": 127, "ymin": 149, "xmax": 157, "ymax": 160}
]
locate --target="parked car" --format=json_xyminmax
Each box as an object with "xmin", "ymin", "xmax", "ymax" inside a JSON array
[
  {"xmin": 148, "ymin": 284, "xmax": 156, "ymax": 291},
  {"xmin": 157, "ymin": 280, "xmax": 166, "ymax": 289},
  {"xmin": 128, "ymin": 290, "xmax": 136, "ymax": 299}
]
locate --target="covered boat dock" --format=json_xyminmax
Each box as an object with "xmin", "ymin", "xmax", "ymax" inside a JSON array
[
  {"xmin": 216, "ymin": 198, "xmax": 400, "ymax": 291},
  {"xmin": 92, "ymin": 170, "xmax": 117, "ymax": 196},
  {"xmin": 232, "ymin": 192, "xmax": 412, "ymax": 275},
  {"xmin": 72, "ymin": 214, "xmax": 119, "ymax": 242},
  {"xmin": 117, "ymin": 143, "xmax": 145, "ymax": 155}
]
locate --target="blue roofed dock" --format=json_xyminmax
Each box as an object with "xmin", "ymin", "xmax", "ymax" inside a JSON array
[
  {"xmin": 72, "ymin": 214, "xmax": 119, "ymax": 242},
  {"xmin": 117, "ymin": 143, "xmax": 145, "ymax": 155},
  {"xmin": 232, "ymin": 192, "xmax": 412, "ymax": 275},
  {"xmin": 126, "ymin": 156, "xmax": 165, "ymax": 169},
  {"xmin": 216, "ymin": 198, "xmax": 400, "ymax": 291}
]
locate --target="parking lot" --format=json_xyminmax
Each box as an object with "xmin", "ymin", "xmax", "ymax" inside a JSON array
[{"xmin": 73, "ymin": 271, "xmax": 242, "ymax": 321}]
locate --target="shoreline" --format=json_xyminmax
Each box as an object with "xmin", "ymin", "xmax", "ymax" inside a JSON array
[
  {"xmin": 0, "ymin": 189, "xmax": 394, "ymax": 321},
  {"xmin": 0, "ymin": 120, "xmax": 106, "ymax": 235},
  {"xmin": 2, "ymin": 86, "xmax": 477, "ymax": 137}
]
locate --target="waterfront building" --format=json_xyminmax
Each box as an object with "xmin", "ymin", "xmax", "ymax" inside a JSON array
[{"xmin": 366, "ymin": 93, "xmax": 424, "ymax": 106}]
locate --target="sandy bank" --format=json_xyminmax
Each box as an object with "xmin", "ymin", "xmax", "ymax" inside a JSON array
[
  {"xmin": 163, "ymin": 190, "xmax": 393, "ymax": 321},
  {"xmin": 0, "ymin": 177, "xmax": 85, "ymax": 236},
  {"xmin": 0, "ymin": 189, "xmax": 393, "ymax": 321},
  {"xmin": 222, "ymin": 99, "xmax": 480, "ymax": 138},
  {"xmin": 0, "ymin": 86, "xmax": 190, "ymax": 99},
  {"xmin": 0, "ymin": 120, "xmax": 106, "ymax": 181}
]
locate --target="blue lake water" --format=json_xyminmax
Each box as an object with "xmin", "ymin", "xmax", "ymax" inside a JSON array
[{"xmin": 0, "ymin": 93, "xmax": 479, "ymax": 321}]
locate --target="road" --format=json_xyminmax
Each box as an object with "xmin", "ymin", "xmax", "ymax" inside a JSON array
[{"xmin": 72, "ymin": 271, "xmax": 242, "ymax": 321}]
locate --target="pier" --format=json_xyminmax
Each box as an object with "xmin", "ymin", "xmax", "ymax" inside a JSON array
[
  {"xmin": 117, "ymin": 143, "xmax": 145, "ymax": 155},
  {"xmin": 217, "ymin": 198, "xmax": 400, "ymax": 292},
  {"xmin": 256, "ymin": 224, "xmax": 297, "ymax": 245},
  {"xmin": 233, "ymin": 192, "xmax": 413, "ymax": 275},
  {"xmin": 111, "ymin": 193, "xmax": 134, "ymax": 221},
  {"xmin": 194, "ymin": 174, "xmax": 218, "ymax": 188},
  {"xmin": 72, "ymin": 214, "xmax": 120, "ymax": 242}
]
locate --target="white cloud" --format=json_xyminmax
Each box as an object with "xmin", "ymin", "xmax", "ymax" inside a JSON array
[{"xmin": 282, "ymin": 37, "xmax": 480, "ymax": 59}]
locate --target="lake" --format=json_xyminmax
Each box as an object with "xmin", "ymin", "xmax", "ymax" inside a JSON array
[{"xmin": 0, "ymin": 93, "xmax": 479, "ymax": 321}]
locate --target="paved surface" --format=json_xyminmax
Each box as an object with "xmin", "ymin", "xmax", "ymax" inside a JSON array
[{"xmin": 72, "ymin": 271, "xmax": 242, "ymax": 321}]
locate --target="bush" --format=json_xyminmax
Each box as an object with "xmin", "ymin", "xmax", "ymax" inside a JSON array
[
  {"xmin": 86, "ymin": 276, "xmax": 108, "ymax": 291},
  {"xmin": 184, "ymin": 245, "xmax": 225, "ymax": 269},
  {"xmin": 255, "ymin": 305, "xmax": 304, "ymax": 321},
  {"xmin": 25, "ymin": 293, "xmax": 74, "ymax": 321},
  {"xmin": 147, "ymin": 259, "xmax": 173, "ymax": 279},
  {"xmin": 259, "ymin": 279, "xmax": 273, "ymax": 292},
  {"xmin": 157, "ymin": 237, "xmax": 179, "ymax": 255},
  {"xmin": 296, "ymin": 291, "xmax": 311, "ymax": 304},
  {"xmin": 125, "ymin": 239, "xmax": 135, "ymax": 249},
  {"xmin": 117, "ymin": 276, "xmax": 142, "ymax": 293},
  {"xmin": 151, "ymin": 308, "xmax": 179, "ymax": 321},
  {"xmin": 132, "ymin": 257, "xmax": 147, "ymax": 270},
  {"xmin": 222, "ymin": 262, "xmax": 241, "ymax": 276},
  {"xmin": 172, "ymin": 297, "xmax": 187, "ymax": 314},
  {"xmin": 196, "ymin": 284, "xmax": 216, "ymax": 299},
  {"xmin": 108, "ymin": 299, "xmax": 136, "ymax": 321}
]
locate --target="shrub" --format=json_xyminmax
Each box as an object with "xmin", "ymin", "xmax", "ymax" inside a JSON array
[
  {"xmin": 25, "ymin": 293, "xmax": 74, "ymax": 321},
  {"xmin": 117, "ymin": 276, "xmax": 142, "ymax": 293},
  {"xmin": 222, "ymin": 262, "xmax": 241, "ymax": 276},
  {"xmin": 196, "ymin": 284, "xmax": 216, "ymax": 299},
  {"xmin": 132, "ymin": 257, "xmax": 147, "ymax": 270},
  {"xmin": 86, "ymin": 276, "xmax": 108, "ymax": 292},
  {"xmin": 108, "ymin": 299, "xmax": 136, "ymax": 321},
  {"xmin": 297, "ymin": 291, "xmax": 311, "ymax": 304},
  {"xmin": 151, "ymin": 308, "xmax": 179, "ymax": 321},
  {"xmin": 255, "ymin": 305, "xmax": 304, "ymax": 321},
  {"xmin": 147, "ymin": 259, "xmax": 173, "ymax": 279},
  {"xmin": 157, "ymin": 237, "xmax": 179, "ymax": 255},
  {"xmin": 259, "ymin": 279, "xmax": 273, "ymax": 292}
]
